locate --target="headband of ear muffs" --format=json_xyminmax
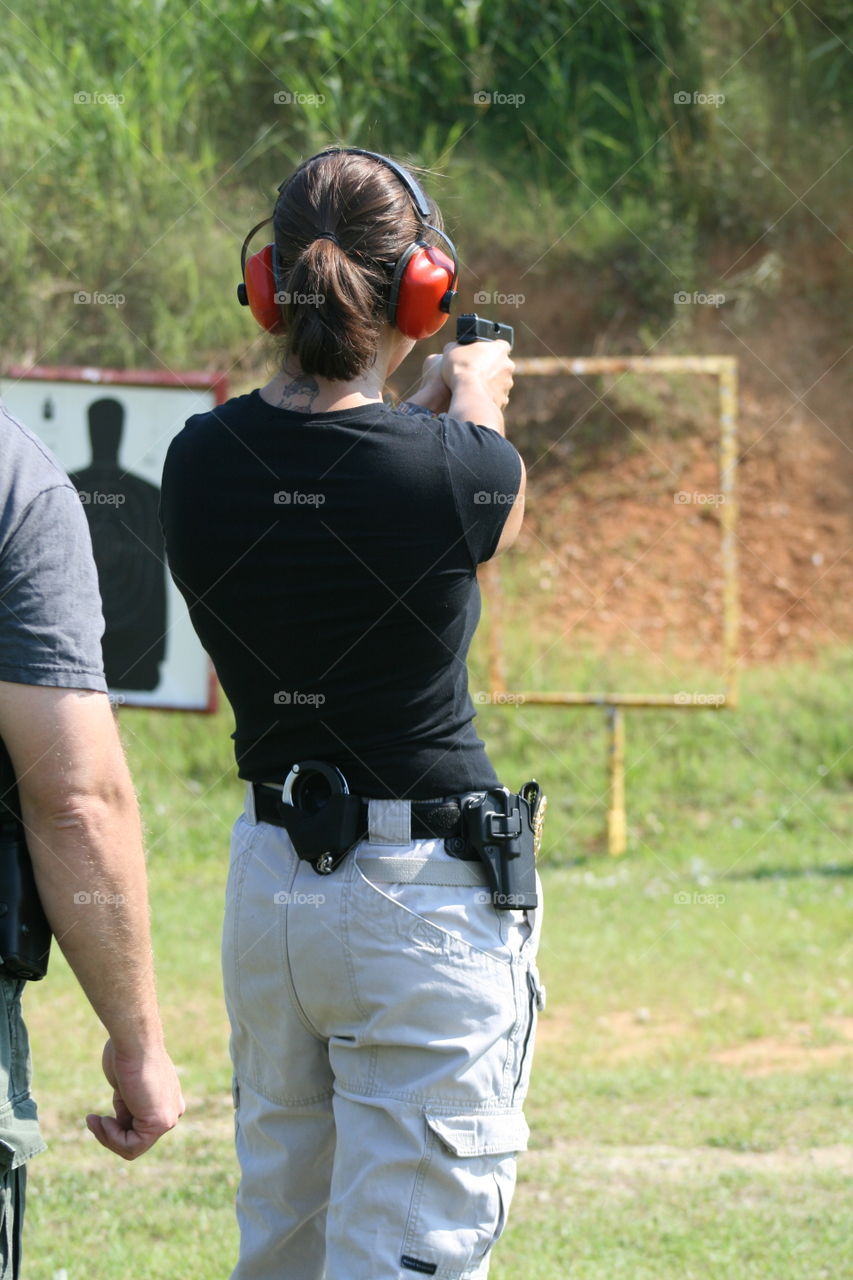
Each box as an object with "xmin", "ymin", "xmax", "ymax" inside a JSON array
[{"xmin": 237, "ymin": 147, "xmax": 458, "ymax": 340}]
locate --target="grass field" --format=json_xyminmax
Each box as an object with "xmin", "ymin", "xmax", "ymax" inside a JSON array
[{"xmin": 21, "ymin": 644, "xmax": 853, "ymax": 1279}]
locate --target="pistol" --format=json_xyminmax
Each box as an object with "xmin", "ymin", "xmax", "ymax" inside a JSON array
[{"xmin": 456, "ymin": 313, "xmax": 514, "ymax": 350}]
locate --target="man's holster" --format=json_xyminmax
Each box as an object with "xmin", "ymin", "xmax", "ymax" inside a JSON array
[{"xmin": 0, "ymin": 744, "xmax": 52, "ymax": 980}]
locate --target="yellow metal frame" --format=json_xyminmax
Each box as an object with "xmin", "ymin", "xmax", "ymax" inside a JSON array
[{"xmin": 479, "ymin": 355, "xmax": 739, "ymax": 854}]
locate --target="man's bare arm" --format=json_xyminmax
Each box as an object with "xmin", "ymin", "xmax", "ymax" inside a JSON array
[{"xmin": 0, "ymin": 680, "xmax": 184, "ymax": 1158}]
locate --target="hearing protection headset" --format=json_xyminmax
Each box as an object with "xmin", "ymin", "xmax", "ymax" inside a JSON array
[{"xmin": 236, "ymin": 147, "xmax": 458, "ymax": 341}]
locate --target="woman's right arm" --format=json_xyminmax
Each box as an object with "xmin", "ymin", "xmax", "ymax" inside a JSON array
[
  {"xmin": 441, "ymin": 340, "xmax": 525, "ymax": 554},
  {"xmin": 442, "ymin": 339, "xmax": 515, "ymax": 436}
]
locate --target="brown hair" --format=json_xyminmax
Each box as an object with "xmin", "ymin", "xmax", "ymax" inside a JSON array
[{"xmin": 273, "ymin": 150, "xmax": 441, "ymax": 381}]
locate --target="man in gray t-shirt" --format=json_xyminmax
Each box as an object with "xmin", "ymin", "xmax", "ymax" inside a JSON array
[{"xmin": 0, "ymin": 405, "xmax": 184, "ymax": 1278}]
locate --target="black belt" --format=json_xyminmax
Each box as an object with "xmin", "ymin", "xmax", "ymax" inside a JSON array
[{"xmin": 252, "ymin": 782, "xmax": 477, "ymax": 850}]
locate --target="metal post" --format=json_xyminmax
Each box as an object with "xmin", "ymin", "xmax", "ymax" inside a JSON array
[
  {"xmin": 718, "ymin": 359, "xmax": 740, "ymax": 708},
  {"xmin": 607, "ymin": 705, "xmax": 626, "ymax": 856}
]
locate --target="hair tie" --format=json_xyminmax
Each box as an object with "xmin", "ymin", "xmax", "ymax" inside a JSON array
[{"xmin": 315, "ymin": 231, "xmax": 340, "ymax": 245}]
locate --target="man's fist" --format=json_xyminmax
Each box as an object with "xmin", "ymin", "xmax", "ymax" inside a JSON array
[{"xmin": 86, "ymin": 1037, "xmax": 185, "ymax": 1160}]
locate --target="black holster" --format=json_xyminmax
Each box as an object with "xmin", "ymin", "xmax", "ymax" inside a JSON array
[
  {"xmin": 0, "ymin": 815, "xmax": 52, "ymax": 981},
  {"xmin": 453, "ymin": 784, "xmax": 541, "ymax": 910}
]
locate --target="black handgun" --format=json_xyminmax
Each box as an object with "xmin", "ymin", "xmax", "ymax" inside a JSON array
[
  {"xmin": 456, "ymin": 313, "xmax": 514, "ymax": 350},
  {"xmin": 455, "ymin": 782, "xmax": 543, "ymax": 910}
]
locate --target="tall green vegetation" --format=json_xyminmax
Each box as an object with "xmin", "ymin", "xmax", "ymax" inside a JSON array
[{"xmin": 0, "ymin": 0, "xmax": 848, "ymax": 366}]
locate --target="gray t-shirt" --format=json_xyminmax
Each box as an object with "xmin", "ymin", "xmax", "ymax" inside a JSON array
[{"xmin": 0, "ymin": 404, "xmax": 106, "ymax": 692}]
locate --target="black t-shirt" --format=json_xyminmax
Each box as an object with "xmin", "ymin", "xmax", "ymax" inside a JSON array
[{"xmin": 159, "ymin": 391, "xmax": 521, "ymax": 798}]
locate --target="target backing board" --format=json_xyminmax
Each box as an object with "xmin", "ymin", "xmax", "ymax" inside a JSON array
[{"xmin": 0, "ymin": 366, "xmax": 228, "ymax": 711}]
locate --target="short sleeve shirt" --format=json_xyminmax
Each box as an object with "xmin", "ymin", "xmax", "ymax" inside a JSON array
[
  {"xmin": 0, "ymin": 405, "xmax": 107, "ymax": 693},
  {"xmin": 160, "ymin": 393, "xmax": 522, "ymax": 797}
]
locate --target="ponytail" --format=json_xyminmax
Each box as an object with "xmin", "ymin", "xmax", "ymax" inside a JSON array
[
  {"xmin": 279, "ymin": 237, "xmax": 382, "ymax": 382},
  {"xmin": 272, "ymin": 150, "xmax": 440, "ymax": 381}
]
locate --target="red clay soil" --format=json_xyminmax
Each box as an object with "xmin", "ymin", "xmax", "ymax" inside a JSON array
[
  {"xmin": 451, "ymin": 246, "xmax": 852, "ymax": 669},
  {"xmin": 510, "ymin": 378, "xmax": 851, "ymax": 667}
]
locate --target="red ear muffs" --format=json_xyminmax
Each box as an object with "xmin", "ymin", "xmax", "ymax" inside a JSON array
[
  {"xmin": 237, "ymin": 242, "xmax": 285, "ymax": 333},
  {"xmin": 388, "ymin": 243, "xmax": 457, "ymax": 340},
  {"xmin": 238, "ymin": 150, "xmax": 460, "ymax": 341}
]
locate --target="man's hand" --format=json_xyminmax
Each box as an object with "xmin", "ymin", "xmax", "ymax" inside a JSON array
[
  {"xmin": 86, "ymin": 1038, "xmax": 185, "ymax": 1160},
  {"xmin": 441, "ymin": 339, "xmax": 514, "ymax": 410}
]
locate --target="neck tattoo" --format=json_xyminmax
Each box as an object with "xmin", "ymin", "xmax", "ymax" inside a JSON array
[{"xmin": 276, "ymin": 375, "xmax": 321, "ymax": 413}]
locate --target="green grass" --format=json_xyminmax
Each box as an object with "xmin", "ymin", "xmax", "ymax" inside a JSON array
[{"xmin": 21, "ymin": 646, "xmax": 853, "ymax": 1278}]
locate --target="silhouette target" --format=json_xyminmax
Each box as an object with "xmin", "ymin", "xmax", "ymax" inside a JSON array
[{"xmin": 69, "ymin": 397, "xmax": 167, "ymax": 691}]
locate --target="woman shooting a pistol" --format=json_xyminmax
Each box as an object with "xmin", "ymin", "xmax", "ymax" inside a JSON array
[{"xmin": 160, "ymin": 146, "xmax": 544, "ymax": 1280}]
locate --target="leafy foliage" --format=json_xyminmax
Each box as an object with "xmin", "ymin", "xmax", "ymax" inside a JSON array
[{"xmin": 0, "ymin": 1, "xmax": 848, "ymax": 365}]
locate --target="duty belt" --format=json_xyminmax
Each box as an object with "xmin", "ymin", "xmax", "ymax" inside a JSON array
[
  {"xmin": 248, "ymin": 766, "xmax": 542, "ymax": 909},
  {"xmin": 251, "ymin": 782, "xmax": 478, "ymax": 851}
]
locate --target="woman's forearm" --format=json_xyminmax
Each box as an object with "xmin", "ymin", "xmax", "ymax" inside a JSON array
[{"xmin": 448, "ymin": 377, "xmax": 506, "ymax": 435}]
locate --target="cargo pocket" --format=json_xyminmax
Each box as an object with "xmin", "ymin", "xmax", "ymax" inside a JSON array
[
  {"xmin": 0, "ymin": 978, "xmax": 44, "ymax": 1165},
  {"xmin": 401, "ymin": 1109, "xmax": 529, "ymax": 1277}
]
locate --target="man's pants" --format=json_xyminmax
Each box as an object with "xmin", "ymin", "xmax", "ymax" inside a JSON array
[
  {"xmin": 222, "ymin": 794, "xmax": 545, "ymax": 1280},
  {"xmin": 0, "ymin": 1166, "xmax": 24, "ymax": 1280}
]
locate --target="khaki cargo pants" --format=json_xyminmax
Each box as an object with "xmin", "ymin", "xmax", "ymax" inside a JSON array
[{"xmin": 222, "ymin": 794, "xmax": 545, "ymax": 1280}]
